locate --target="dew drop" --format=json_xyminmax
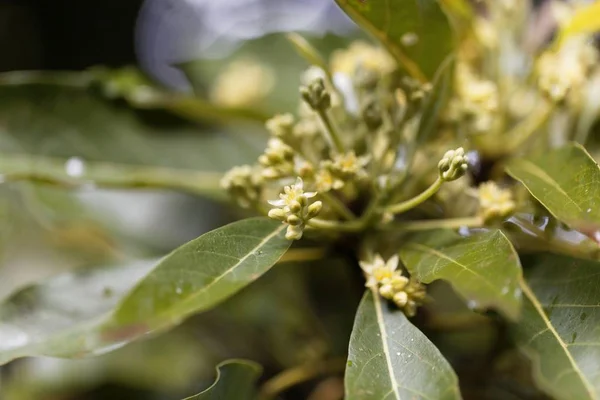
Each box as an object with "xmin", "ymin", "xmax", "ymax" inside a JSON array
[
  {"xmin": 401, "ymin": 32, "xmax": 419, "ymax": 47},
  {"xmin": 396, "ymin": 352, "xmax": 401, "ymax": 356},
  {"xmin": 467, "ymin": 300, "xmax": 479, "ymax": 310},
  {"xmin": 501, "ymin": 287, "xmax": 509, "ymax": 295},
  {"xmin": 65, "ymin": 156, "xmax": 85, "ymax": 177},
  {"xmin": 175, "ymin": 287, "xmax": 182, "ymax": 295},
  {"xmin": 587, "ymin": 208, "xmax": 592, "ymax": 213}
]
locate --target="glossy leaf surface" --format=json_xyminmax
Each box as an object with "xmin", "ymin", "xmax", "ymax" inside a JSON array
[
  {"xmin": 0, "ymin": 218, "xmax": 290, "ymax": 365},
  {"xmin": 514, "ymin": 254, "xmax": 600, "ymax": 400},
  {"xmin": 345, "ymin": 290, "xmax": 462, "ymax": 400},
  {"xmin": 334, "ymin": 0, "xmax": 453, "ymax": 81},
  {"xmin": 400, "ymin": 230, "xmax": 522, "ymax": 320},
  {"xmin": 506, "ymin": 143, "xmax": 600, "ymax": 230}
]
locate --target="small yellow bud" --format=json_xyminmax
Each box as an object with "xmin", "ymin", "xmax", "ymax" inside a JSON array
[
  {"xmin": 286, "ymin": 214, "xmax": 302, "ymax": 226},
  {"xmin": 306, "ymin": 201, "xmax": 323, "ymax": 219},
  {"xmin": 379, "ymin": 284, "xmax": 395, "ymax": 299},
  {"xmin": 438, "ymin": 147, "xmax": 468, "ymax": 181},
  {"xmin": 393, "ymin": 291, "xmax": 409, "ymax": 308},
  {"xmin": 285, "ymin": 225, "xmax": 304, "ymax": 240},
  {"xmin": 268, "ymin": 208, "xmax": 287, "ymax": 221}
]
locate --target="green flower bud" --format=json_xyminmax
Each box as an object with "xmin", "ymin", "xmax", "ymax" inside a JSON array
[{"xmin": 438, "ymin": 147, "xmax": 468, "ymax": 181}]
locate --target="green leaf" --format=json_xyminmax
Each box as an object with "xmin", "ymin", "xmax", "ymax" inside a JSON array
[
  {"xmin": 0, "ymin": 218, "xmax": 290, "ymax": 365},
  {"xmin": 184, "ymin": 359, "xmax": 262, "ymax": 400},
  {"xmin": 506, "ymin": 143, "xmax": 600, "ymax": 230},
  {"xmin": 0, "ymin": 154, "xmax": 225, "ymax": 201},
  {"xmin": 0, "ymin": 82, "xmax": 263, "ymax": 172},
  {"xmin": 0, "ymin": 260, "xmax": 155, "ymax": 365},
  {"xmin": 0, "ymin": 69, "xmax": 269, "ymax": 125},
  {"xmin": 399, "ymin": 230, "xmax": 522, "ymax": 320},
  {"xmin": 345, "ymin": 290, "xmax": 462, "ymax": 400},
  {"xmin": 109, "ymin": 217, "xmax": 290, "ymax": 329},
  {"xmin": 334, "ymin": 0, "xmax": 454, "ymax": 81},
  {"xmin": 514, "ymin": 254, "xmax": 600, "ymax": 400}
]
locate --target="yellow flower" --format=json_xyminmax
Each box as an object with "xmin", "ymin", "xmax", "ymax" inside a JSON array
[
  {"xmin": 330, "ymin": 41, "xmax": 396, "ymax": 77},
  {"xmin": 210, "ymin": 58, "xmax": 275, "ymax": 108},
  {"xmin": 478, "ymin": 181, "xmax": 516, "ymax": 222},
  {"xmin": 268, "ymin": 178, "xmax": 322, "ymax": 240},
  {"xmin": 359, "ymin": 254, "xmax": 400, "ymax": 288}
]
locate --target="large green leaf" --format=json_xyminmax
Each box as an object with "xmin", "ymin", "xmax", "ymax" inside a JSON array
[
  {"xmin": 506, "ymin": 143, "xmax": 600, "ymax": 230},
  {"xmin": 184, "ymin": 359, "xmax": 262, "ymax": 400},
  {"xmin": 0, "ymin": 218, "xmax": 290, "ymax": 365},
  {"xmin": 0, "ymin": 260, "xmax": 155, "ymax": 365},
  {"xmin": 514, "ymin": 254, "xmax": 600, "ymax": 400},
  {"xmin": 399, "ymin": 230, "xmax": 522, "ymax": 320},
  {"xmin": 345, "ymin": 290, "xmax": 462, "ymax": 400},
  {"xmin": 334, "ymin": 0, "xmax": 454, "ymax": 81},
  {"xmin": 109, "ymin": 218, "xmax": 290, "ymax": 329},
  {"xmin": 0, "ymin": 154, "xmax": 225, "ymax": 201}
]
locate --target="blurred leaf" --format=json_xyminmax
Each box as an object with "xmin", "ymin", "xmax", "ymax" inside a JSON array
[
  {"xmin": 557, "ymin": 1, "xmax": 600, "ymax": 46},
  {"xmin": 0, "ymin": 329, "xmax": 211, "ymax": 399},
  {"xmin": 0, "ymin": 260, "xmax": 154, "ymax": 365},
  {"xmin": 345, "ymin": 290, "xmax": 462, "ymax": 400},
  {"xmin": 0, "ymin": 70, "xmax": 269, "ymax": 125},
  {"xmin": 0, "ymin": 218, "xmax": 290, "ymax": 365},
  {"xmin": 184, "ymin": 359, "xmax": 262, "ymax": 400},
  {"xmin": 514, "ymin": 254, "xmax": 600, "ymax": 400},
  {"xmin": 399, "ymin": 230, "xmax": 522, "ymax": 320},
  {"xmin": 0, "ymin": 154, "xmax": 225, "ymax": 201},
  {"xmin": 506, "ymin": 143, "xmax": 600, "ymax": 231},
  {"xmin": 0, "ymin": 81, "xmax": 263, "ymax": 172},
  {"xmin": 406, "ymin": 55, "xmax": 455, "ymax": 168},
  {"xmin": 334, "ymin": 0, "xmax": 454, "ymax": 81}
]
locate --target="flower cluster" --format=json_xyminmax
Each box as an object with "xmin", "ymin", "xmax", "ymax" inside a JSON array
[
  {"xmin": 220, "ymin": 39, "xmax": 507, "ymax": 317},
  {"xmin": 537, "ymin": 37, "xmax": 598, "ymax": 104},
  {"xmin": 448, "ymin": 64, "xmax": 499, "ymax": 135},
  {"xmin": 478, "ymin": 181, "xmax": 516, "ymax": 223},
  {"xmin": 438, "ymin": 147, "xmax": 468, "ymax": 182},
  {"xmin": 210, "ymin": 58, "xmax": 275, "ymax": 108},
  {"xmin": 359, "ymin": 255, "xmax": 426, "ymax": 317},
  {"xmin": 268, "ymin": 178, "xmax": 322, "ymax": 240}
]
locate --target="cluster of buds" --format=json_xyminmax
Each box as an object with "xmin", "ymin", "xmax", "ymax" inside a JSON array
[
  {"xmin": 210, "ymin": 58, "xmax": 275, "ymax": 108},
  {"xmin": 359, "ymin": 254, "xmax": 426, "ymax": 317},
  {"xmin": 330, "ymin": 41, "xmax": 396, "ymax": 78},
  {"xmin": 300, "ymin": 78, "xmax": 331, "ymax": 111},
  {"xmin": 316, "ymin": 151, "xmax": 370, "ymax": 192},
  {"xmin": 537, "ymin": 37, "xmax": 598, "ymax": 104},
  {"xmin": 478, "ymin": 181, "xmax": 516, "ymax": 223},
  {"xmin": 438, "ymin": 147, "xmax": 468, "ymax": 182},
  {"xmin": 221, "ymin": 165, "xmax": 263, "ymax": 209},
  {"xmin": 258, "ymin": 138, "xmax": 296, "ymax": 179},
  {"xmin": 267, "ymin": 178, "xmax": 322, "ymax": 240},
  {"xmin": 448, "ymin": 64, "xmax": 499, "ymax": 135}
]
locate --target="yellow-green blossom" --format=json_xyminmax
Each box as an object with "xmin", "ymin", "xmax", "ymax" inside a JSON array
[
  {"xmin": 478, "ymin": 181, "xmax": 516, "ymax": 222},
  {"xmin": 268, "ymin": 178, "xmax": 322, "ymax": 240}
]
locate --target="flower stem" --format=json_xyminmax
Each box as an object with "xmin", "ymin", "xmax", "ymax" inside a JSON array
[
  {"xmin": 385, "ymin": 216, "xmax": 483, "ymax": 231},
  {"xmin": 316, "ymin": 109, "xmax": 345, "ymax": 153},
  {"xmin": 505, "ymin": 102, "xmax": 553, "ymax": 152},
  {"xmin": 321, "ymin": 192, "xmax": 356, "ymax": 220},
  {"xmin": 258, "ymin": 358, "xmax": 346, "ymax": 400},
  {"xmin": 307, "ymin": 218, "xmax": 363, "ymax": 232},
  {"xmin": 386, "ymin": 176, "xmax": 443, "ymax": 215}
]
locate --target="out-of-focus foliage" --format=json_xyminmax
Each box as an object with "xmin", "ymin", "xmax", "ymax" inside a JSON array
[{"xmin": 1, "ymin": 0, "xmax": 600, "ymax": 399}]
